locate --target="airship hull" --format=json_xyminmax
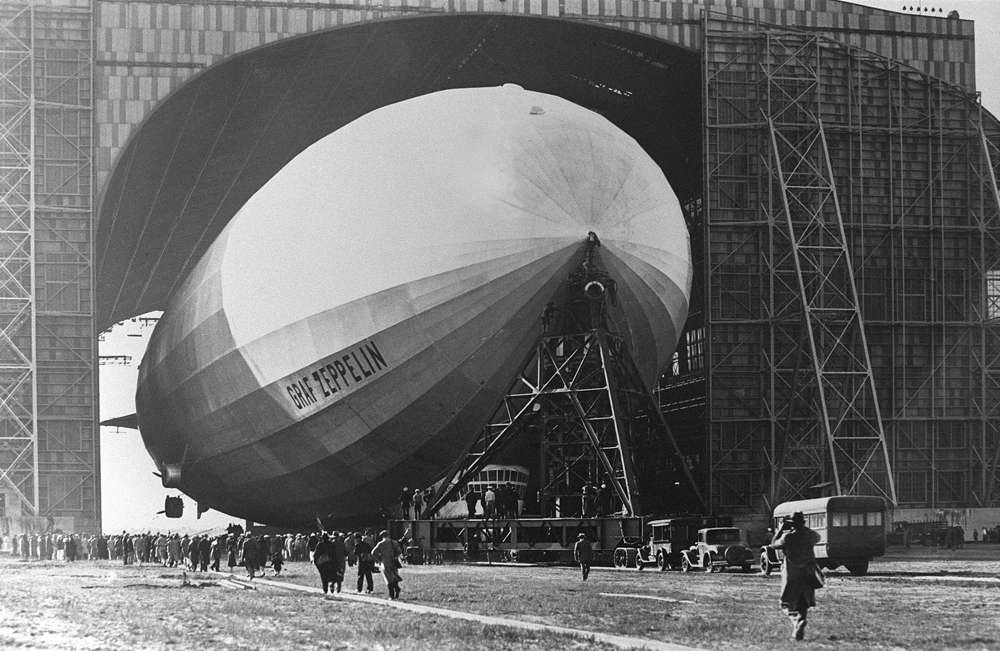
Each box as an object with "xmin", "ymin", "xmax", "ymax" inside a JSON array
[{"xmin": 136, "ymin": 86, "xmax": 691, "ymax": 527}]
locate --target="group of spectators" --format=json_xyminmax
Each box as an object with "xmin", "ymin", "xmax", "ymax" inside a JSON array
[
  {"xmin": 398, "ymin": 486, "xmax": 433, "ymax": 520},
  {"xmin": 1, "ymin": 532, "xmax": 91, "ymax": 561},
  {"xmin": 463, "ymin": 483, "xmax": 521, "ymax": 520},
  {"xmin": 2, "ymin": 525, "xmax": 408, "ymax": 600},
  {"xmin": 310, "ymin": 529, "xmax": 401, "ymax": 598},
  {"xmin": 974, "ymin": 525, "xmax": 1000, "ymax": 543}
]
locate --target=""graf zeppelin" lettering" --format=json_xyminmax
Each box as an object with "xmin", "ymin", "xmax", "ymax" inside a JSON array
[{"xmin": 283, "ymin": 340, "xmax": 388, "ymax": 411}]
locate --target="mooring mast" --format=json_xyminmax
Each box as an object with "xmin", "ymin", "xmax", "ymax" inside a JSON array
[{"xmin": 425, "ymin": 236, "xmax": 704, "ymax": 519}]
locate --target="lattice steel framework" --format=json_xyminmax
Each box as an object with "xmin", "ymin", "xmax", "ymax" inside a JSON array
[
  {"xmin": 0, "ymin": 1, "xmax": 97, "ymax": 531},
  {"xmin": 0, "ymin": 1, "xmax": 37, "ymax": 517},
  {"xmin": 660, "ymin": 12, "xmax": 1000, "ymax": 514},
  {"xmin": 427, "ymin": 244, "xmax": 704, "ymax": 519},
  {"xmin": 767, "ymin": 107, "xmax": 895, "ymax": 503}
]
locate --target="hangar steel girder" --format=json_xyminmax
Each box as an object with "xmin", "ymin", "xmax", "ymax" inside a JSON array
[
  {"xmin": 0, "ymin": 1, "xmax": 38, "ymax": 516},
  {"xmin": 701, "ymin": 14, "xmax": 898, "ymax": 511},
  {"xmin": 767, "ymin": 116, "xmax": 896, "ymax": 504}
]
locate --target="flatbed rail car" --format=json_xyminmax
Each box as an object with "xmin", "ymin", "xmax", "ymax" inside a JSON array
[
  {"xmin": 761, "ymin": 496, "xmax": 887, "ymax": 576},
  {"xmin": 394, "ymin": 517, "xmax": 644, "ymax": 564}
]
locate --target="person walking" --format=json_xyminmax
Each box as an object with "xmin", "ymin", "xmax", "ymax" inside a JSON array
[
  {"xmin": 241, "ymin": 533, "xmax": 260, "ymax": 580},
  {"xmin": 354, "ymin": 532, "xmax": 375, "ymax": 593},
  {"xmin": 198, "ymin": 535, "xmax": 211, "ymax": 572},
  {"xmin": 768, "ymin": 511, "xmax": 823, "ymax": 641},
  {"xmin": 313, "ymin": 533, "xmax": 338, "ymax": 594},
  {"xmin": 331, "ymin": 532, "xmax": 347, "ymax": 593},
  {"xmin": 372, "ymin": 530, "xmax": 403, "ymax": 600},
  {"xmin": 210, "ymin": 535, "xmax": 223, "ymax": 571},
  {"xmin": 573, "ymin": 532, "xmax": 593, "ymax": 581},
  {"xmin": 226, "ymin": 534, "xmax": 238, "ymax": 571},
  {"xmin": 167, "ymin": 534, "xmax": 181, "ymax": 568}
]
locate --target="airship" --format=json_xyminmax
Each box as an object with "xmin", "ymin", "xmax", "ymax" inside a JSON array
[{"xmin": 136, "ymin": 85, "xmax": 692, "ymax": 527}]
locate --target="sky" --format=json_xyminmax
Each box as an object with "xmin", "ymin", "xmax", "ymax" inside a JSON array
[{"xmin": 96, "ymin": 1, "xmax": 1000, "ymax": 535}]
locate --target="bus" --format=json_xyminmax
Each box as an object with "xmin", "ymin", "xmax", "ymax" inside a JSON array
[{"xmin": 761, "ymin": 496, "xmax": 886, "ymax": 576}]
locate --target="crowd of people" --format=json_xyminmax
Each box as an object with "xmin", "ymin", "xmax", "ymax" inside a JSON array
[
  {"xmin": 462, "ymin": 483, "xmax": 521, "ymax": 520},
  {"xmin": 0, "ymin": 526, "xmax": 407, "ymax": 601}
]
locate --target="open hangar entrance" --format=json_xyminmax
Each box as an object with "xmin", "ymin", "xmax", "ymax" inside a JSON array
[{"xmin": 95, "ymin": 11, "xmax": 1000, "ymax": 523}]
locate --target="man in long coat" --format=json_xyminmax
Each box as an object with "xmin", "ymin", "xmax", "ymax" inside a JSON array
[
  {"xmin": 769, "ymin": 511, "xmax": 822, "ymax": 641},
  {"xmin": 313, "ymin": 533, "xmax": 338, "ymax": 594},
  {"xmin": 573, "ymin": 532, "xmax": 593, "ymax": 581},
  {"xmin": 371, "ymin": 530, "xmax": 403, "ymax": 600}
]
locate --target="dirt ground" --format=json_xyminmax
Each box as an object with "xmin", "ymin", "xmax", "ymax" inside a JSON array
[{"xmin": 1, "ymin": 545, "xmax": 998, "ymax": 650}]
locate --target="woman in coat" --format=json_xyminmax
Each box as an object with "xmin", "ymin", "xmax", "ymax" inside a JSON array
[
  {"xmin": 371, "ymin": 530, "xmax": 403, "ymax": 600},
  {"xmin": 769, "ymin": 511, "xmax": 822, "ymax": 641}
]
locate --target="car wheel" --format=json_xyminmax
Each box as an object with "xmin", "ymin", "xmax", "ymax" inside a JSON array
[
  {"xmin": 613, "ymin": 549, "xmax": 626, "ymax": 568},
  {"xmin": 634, "ymin": 553, "xmax": 644, "ymax": 570},
  {"xmin": 681, "ymin": 556, "xmax": 691, "ymax": 573},
  {"xmin": 656, "ymin": 552, "xmax": 668, "ymax": 572},
  {"xmin": 704, "ymin": 555, "xmax": 715, "ymax": 572},
  {"xmin": 760, "ymin": 553, "xmax": 773, "ymax": 576},
  {"xmin": 846, "ymin": 560, "xmax": 869, "ymax": 576}
]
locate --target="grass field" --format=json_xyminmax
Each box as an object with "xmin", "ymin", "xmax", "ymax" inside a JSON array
[{"xmin": 1, "ymin": 546, "xmax": 999, "ymax": 650}]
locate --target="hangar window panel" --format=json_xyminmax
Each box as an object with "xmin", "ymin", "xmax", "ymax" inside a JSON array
[
  {"xmin": 897, "ymin": 470, "xmax": 928, "ymax": 503},
  {"xmin": 903, "ymin": 276, "xmax": 929, "ymax": 321},
  {"xmin": 941, "ymin": 269, "xmax": 967, "ymax": 321},
  {"xmin": 861, "ymin": 271, "xmax": 888, "ymax": 321},
  {"xmin": 896, "ymin": 423, "xmax": 928, "ymax": 449},
  {"xmin": 43, "ymin": 281, "xmax": 80, "ymax": 312},
  {"xmin": 935, "ymin": 422, "xmax": 967, "ymax": 449},
  {"xmin": 685, "ymin": 327, "xmax": 705, "ymax": 371},
  {"xmin": 986, "ymin": 270, "xmax": 1000, "ymax": 321},
  {"xmin": 716, "ymin": 473, "xmax": 751, "ymax": 508},
  {"xmin": 936, "ymin": 471, "xmax": 967, "ymax": 504}
]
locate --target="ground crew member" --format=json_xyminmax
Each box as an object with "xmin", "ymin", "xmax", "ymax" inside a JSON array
[
  {"xmin": 354, "ymin": 532, "xmax": 375, "ymax": 593},
  {"xmin": 574, "ymin": 532, "xmax": 593, "ymax": 581},
  {"xmin": 483, "ymin": 486, "xmax": 496, "ymax": 520},
  {"xmin": 412, "ymin": 488, "xmax": 424, "ymax": 519},
  {"xmin": 768, "ymin": 511, "xmax": 822, "ymax": 641},
  {"xmin": 465, "ymin": 486, "xmax": 480, "ymax": 519}
]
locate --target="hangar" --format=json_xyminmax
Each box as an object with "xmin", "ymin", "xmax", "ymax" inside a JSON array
[{"xmin": 2, "ymin": 0, "xmax": 998, "ymax": 531}]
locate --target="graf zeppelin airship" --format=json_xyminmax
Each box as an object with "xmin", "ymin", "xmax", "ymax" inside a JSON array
[{"xmin": 136, "ymin": 85, "xmax": 692, "ymax": 527}]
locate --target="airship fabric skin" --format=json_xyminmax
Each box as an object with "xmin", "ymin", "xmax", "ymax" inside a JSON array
[{"xmin": 137, "ymin": 86, "xmax": 691, "ymax": 527}]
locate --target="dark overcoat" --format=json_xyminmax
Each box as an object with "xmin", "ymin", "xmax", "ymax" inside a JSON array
[{"xmin": 772, "ymin": 527, "xmax": 822, "ymax": 610}]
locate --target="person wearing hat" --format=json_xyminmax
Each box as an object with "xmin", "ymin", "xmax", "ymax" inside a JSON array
[
  {"xmin": 371, "ymin": 530, "xmax": 403, "ymax": 599},
  {"xmin": 353, "ymin": 532, "xmax": 375, "ymax": 593},
  {"xmin": 768, "ymin": 511, "xmax": 822, "ymax": 641},
  {"xmin": 573, "ymin": 532, "xmax": 594, "ymax": 581}
]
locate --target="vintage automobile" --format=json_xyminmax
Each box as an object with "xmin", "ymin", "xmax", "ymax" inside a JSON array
[
  {"xmin": 613, "ymin": 516, "xmax": 730, "ymax": 570},
  {"xmin": 760, "ymin": 496, "xmax": 886, "ymax": 577},
  {"xmin": 680, "ymin": 527, "xmax": 755, "ymax": 572}
]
